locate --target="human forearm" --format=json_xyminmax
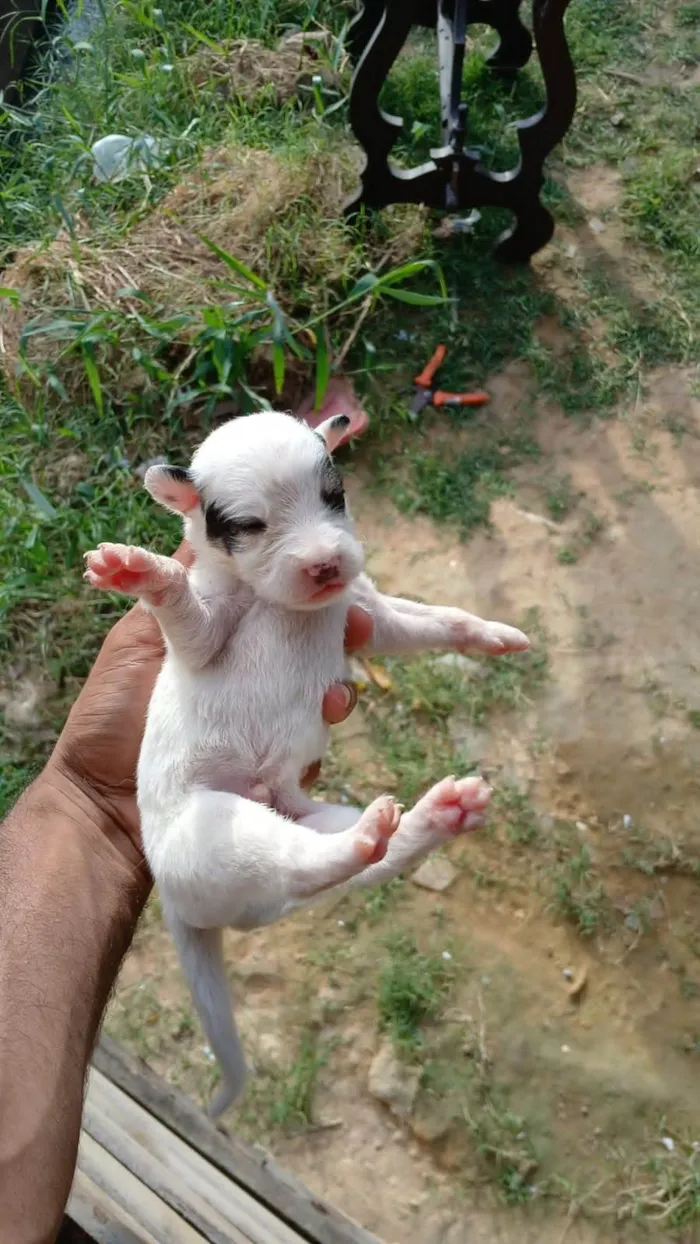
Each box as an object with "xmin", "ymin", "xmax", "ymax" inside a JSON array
[{"xmin": 0, "ymin": 766, "xmax": 151, "ymax": 1242}]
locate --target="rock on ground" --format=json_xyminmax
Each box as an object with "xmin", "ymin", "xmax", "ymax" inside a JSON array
[
  {"xmin": 411, "ymin": 857, "xmax": 459, "ymax": 893},
  {"xmin": 368, "ymin": 1042, "xmax": 421, "ymax": 1119}
]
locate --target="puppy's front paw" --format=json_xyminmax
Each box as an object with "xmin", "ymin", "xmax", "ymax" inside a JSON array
[
  {"xmin": 84, "ymin": 543, "xmax": 183, "ymax": 603},
  {"xmin": 452, "ymin": 616, "xmax": 530, "ymax": 656}
]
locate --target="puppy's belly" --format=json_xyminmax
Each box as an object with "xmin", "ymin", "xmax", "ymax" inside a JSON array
[{"xmin": 190, "ymin": 715, "xmax": 328, "ymax": 808}]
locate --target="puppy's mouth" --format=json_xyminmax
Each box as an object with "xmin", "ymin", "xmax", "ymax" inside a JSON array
[{"xmin": 309, "ymin": 580, "xmax": 347, "ymax": 602}]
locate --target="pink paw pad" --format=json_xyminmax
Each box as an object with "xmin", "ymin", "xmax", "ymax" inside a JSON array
[
  {"xmin": 83, "ymin": 543, "xmax": 174, "ymax": 599},
  {"xmin": 421, "ymin": 775, "xmax": 492, "ymax": 836},
  {"xmin": 355, "ymin": 795, "xmax": 402, "ymax": 865}
]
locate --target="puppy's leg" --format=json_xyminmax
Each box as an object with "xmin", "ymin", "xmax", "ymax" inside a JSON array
[
  {"xmin": 163, "ymin": 790, "xmax": 401, "ymax": 929},
  {"xmin": 284, "ymin": 775, "xmax": 490, "ymax": 913},
  {"xmin": 351, "ymin": 574, "xmax": 529, "ymax": 656},
  {"xmin": 84, "ymin": 542, "xmax": 228, "ymax": 666}
]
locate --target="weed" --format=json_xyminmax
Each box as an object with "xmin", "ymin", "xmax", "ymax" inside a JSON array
[
  {"xmin": 493, "ymin": 785, "xmax": 540, "ymax": 847},
  {"xmin": 556, "ymin": 508, "xmax": 606, "ymax": 565},
  {"xmin": 268, "ymin": 1030, "xmax": 325, "ymax": 1131},
  {"xmin": 612, "ymin": 1138, "xmax": 700, "ymax": 1229},
  {"xmin": 422, "ymin": 1014, "xmax": 539, "ymax": 1204},
  {"xmin": 550, "ymin": 847, "xmax": 611, "ymax": 938},
  {"xmin": 385, "ymin": 433, "xmax": 540, "ymax": 540},
  {"xmin": 359, "ymin": 877, "xmax": 405, "ymax": 923},
  {"xmin": 557, "ymin": 547, "xmax": 578, "ymax": 565},
  {"xmin": 622, "ymin": 150, "xmax": 700, "ymax": 262},
  {"xmin": 621, "ymin": 826, "xmax": 700, "ymax": 880},
  {"xmin": 378, "ymin": 931, "xmax": 453, "ymax": 1054},
  {"xmin": 545, "ymin": 474, "xmax": 576, "ymax": 522}
]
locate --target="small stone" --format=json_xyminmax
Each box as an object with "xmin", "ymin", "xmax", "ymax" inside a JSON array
[
  {"xmin": 589, "ymin": 216, "xmax": 607, "ymax": 234},
  {"xmin": 610, "ymin": 109, "xmax": 625, "ymax": 126},
  {"xmin": 562, "ymin": 968, "xmax": 574, "ymax": 981},
  {"xmin": 661, "ymin": 1136, "xmax": 675, "ymax": 1152},
  {"xmin": 575, "ymin": 821, "xmax": 588, "ymax": 832},
  {"xmin": 441, "ymin": 950, "xmax": 453, "ymax": 961},
  {"xmin": 561, "ymin": 1044, "xmax": 570, "ymax": 1054},
  {"xmin": 411, "ymin": 857, "xmax": 458, "ymax": 893},
  {"xmin": 581, "ymin": 1105, "xmax": 589, "ymax": 1116},
  {"xmin": 368, "ymin": 1042, "xmax": 421, "ymax": 1118},
  {"xmin": 623, "ymin": 814, "xmax": 632, "ymax": 829}
]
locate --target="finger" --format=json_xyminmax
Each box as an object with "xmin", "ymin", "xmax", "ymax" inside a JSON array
[
  {"xmin": 173, "ymin": 539, "xmax": 195, "ymax": 568},
  {"xmin": 322, "ymin": 681, "xmax": 358, "ymax": 725},
  {"xmin": 344, "ymin": 605, "xmax": 373, "ymax": 654}
]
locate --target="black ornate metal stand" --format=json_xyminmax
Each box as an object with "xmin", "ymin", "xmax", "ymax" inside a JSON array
[{"xmin": 345, "ymin": 0, "xmax": 576, "ymax": 263}]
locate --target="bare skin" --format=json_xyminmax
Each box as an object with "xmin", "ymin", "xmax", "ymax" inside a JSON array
[{"xmin": 0, "ymin": 540, "xmax": 370, "ymax": 1243}]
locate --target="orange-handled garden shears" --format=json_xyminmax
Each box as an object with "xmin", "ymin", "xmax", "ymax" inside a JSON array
[{"xmin": 411, "ymin": 344, "xmax": 489, "ymax": 414}]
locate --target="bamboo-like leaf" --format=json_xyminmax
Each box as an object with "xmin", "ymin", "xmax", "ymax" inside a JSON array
[
  {"xmin": 198, "ymin": 233, "xmax": 268, "ymax": 291},
  {"xmin": 314, "ymin": 324, "xmax": 331, "ymax": 410},
  {"xmin": 81, "ymin": 344, "xmax": 104, "ymax": 416}
]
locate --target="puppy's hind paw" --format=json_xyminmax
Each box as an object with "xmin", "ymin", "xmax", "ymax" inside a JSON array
[{"xmin": 354, "ymin": 795, "xmax": 402, "ymax": 865}]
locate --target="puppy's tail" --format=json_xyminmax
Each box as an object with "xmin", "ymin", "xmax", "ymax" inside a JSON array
[{"xmin": 165, "ymin": 905, "xmax": 247, "ymax": 1117}]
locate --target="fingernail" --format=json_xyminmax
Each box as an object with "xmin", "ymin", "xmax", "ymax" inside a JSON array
[{"xmin": 340, "ymin": 682, "xmax": 357, "ymax": 712}]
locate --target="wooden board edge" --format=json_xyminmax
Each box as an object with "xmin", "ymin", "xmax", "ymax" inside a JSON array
[{"xmin": 93, "ymin": 1037, "xmax": 381, "ymax": 1244}]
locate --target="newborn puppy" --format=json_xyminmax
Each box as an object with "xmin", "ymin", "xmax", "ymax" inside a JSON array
[{"xmin": 84, "ymin": 411, "xmax": 529, "ymax": 1115}]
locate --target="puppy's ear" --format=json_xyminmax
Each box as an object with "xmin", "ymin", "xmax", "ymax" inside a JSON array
[
  {"xmin": 314, "ymin": 413, "xmax": 350, "ymax": 455},
  {"xmin": 144, "ymin": 464, "xmax": 199, "ymax": 514}
]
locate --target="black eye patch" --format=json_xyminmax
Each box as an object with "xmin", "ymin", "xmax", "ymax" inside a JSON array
[
  {"xmin": 320, "ymin": 460, "xmax": 346, "ymax": 513},
  {"xmin": 204, "ymin": 502, "xmax": 266, "ymax": 553}
]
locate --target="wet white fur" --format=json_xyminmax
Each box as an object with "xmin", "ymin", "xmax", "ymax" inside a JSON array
[{"xmin": 85, "ymin": 411, "xmax": 528, "ymax": 1116}]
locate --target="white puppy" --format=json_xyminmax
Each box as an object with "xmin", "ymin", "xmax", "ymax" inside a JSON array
[{"xmin": 85, "ymin": 411, "xmax": 529, "ymax": 1116}]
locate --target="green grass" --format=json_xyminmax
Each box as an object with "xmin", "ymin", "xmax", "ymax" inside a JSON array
[
  {"xmin": 550, "ymin": 846, "xmax": 611, "ymax": 938},
  {"xmin": 378, "ymin": 930, "xmax": 454, "ymax": 1054},
  {"xmin": 267, "ymin": 1029, "xmax": 325, "ymax": 1130}
]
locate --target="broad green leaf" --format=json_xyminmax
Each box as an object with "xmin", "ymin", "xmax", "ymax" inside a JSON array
[
  {"xmin": 21, "ymin": 479, "xmax": 58, "ymax": 518},
  {"xmin": 348, "ymin": 272, "xmax": 379, "ymax": 298},
  {"xmin": 0, "ymin": 287, "xmax": 19, "ymax": 307}
]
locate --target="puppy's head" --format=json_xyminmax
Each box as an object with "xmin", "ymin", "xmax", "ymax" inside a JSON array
[{"xmin": 144, "ymin": 411, "xmax": 364, "ymax": 611}]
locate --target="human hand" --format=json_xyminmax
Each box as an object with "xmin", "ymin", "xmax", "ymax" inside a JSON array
[{"xmin": 48, "ymin": 543, "xmax": 372, "ymax": 861}]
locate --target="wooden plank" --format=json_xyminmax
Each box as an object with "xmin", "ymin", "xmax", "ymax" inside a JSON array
[
  {"xmin": 70, "ymin": 1134, "xmax": 210, "ymax": 1244},
  {"xmin": 93, "ymin": 1039, "xmax": 380, "ymax": 1244},
  {"xmin": 69, "ymin": 1167, "xmax": 157, "ymax": 1244},
  {"xmin": 85, "ymin": 1069, "xmax": 303, "ymax": 1244}
]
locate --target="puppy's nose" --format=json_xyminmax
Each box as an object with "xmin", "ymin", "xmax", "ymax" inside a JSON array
[{"xmin": 306, "ymin": 560, "xmax": 340, "ymax": 586}]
